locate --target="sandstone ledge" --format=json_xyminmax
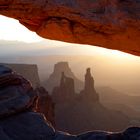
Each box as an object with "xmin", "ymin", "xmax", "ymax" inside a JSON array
[{"xmin": 0, "ymin": 0, "xmax": 140, "ymax": 56}]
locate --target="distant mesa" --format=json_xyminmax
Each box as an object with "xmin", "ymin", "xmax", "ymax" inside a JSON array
[
  {"xmin": 43, "ymin": 62, "xmax": 83, "ymax": 93},
  {"xmin": 0, "ymin": 63, "xmax": 40, "ymax": 88}
]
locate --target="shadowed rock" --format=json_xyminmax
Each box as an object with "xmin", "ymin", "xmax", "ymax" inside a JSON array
[
  {"xmin": 36, "ymin": 86, "xmax": 55, "ymax": 126},
  {"xmin": 44, "ymin": 62, "xmax": 83, "ymax": 92},
  {"xmin": 80, "ymin": 68, "xmax": 99, "ymax": 102},
  {"xmin": 3, "ymin": 63, "xmax": 41, "ymax": 88},
  {"xmin": 0, "ymin": 65, "xmax": 140, "ymax": 139},
  {"xmin": 0, "ymin": 65, "xmax": 37, "ymax": 118},
  {"xmin": 52, "ymin": 68, "xmax": 130, "ymax": 134},
  {"xmin": 0, "ymin": 0, "xmax": 140, "ymax": 56},
  {"xmin": 52, "ymin": 72, "xmax": 75, "ymax": 102}
]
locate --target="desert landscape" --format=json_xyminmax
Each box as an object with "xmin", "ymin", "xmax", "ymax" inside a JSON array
[{"xmin": 0, "ymin": 0, "xmax": 140, "ymax": 140}]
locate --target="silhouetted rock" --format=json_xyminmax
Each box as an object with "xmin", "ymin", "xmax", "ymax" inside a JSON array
[
  {"xmin": 45, "ymin": 62, "xmax": 83, "ymax": 92},
  {"xmin": 36, "ymin": 87, "xmax": 55, "ymax": 126},
  {"xmin": 0, "ymin": 65, "xmax": 140, "ymax": 139},
  {"xmin": 52, "ymin": 68, "xmax": 129, "ymax": 134},
  {"xmin": 96, "ymin": 86, "xmax": 140, "ymax": 120},
  {"xmin": 1, "ymin": 63, "xmax": 40, "ymax": 88},
  {"xmin": 0, "ymin": 64, "xmax": 55, "ymax": 125},
  {"xmin": 80, "ymin": 68, "xmax": 99, "ymax": 102},
  {"xmin": 54, "ymin": 99, "xmax": 130, "ymax": 134},
  {"xmin": 52, "ymin": 72, "xmax": 75, "ymax": 103}
]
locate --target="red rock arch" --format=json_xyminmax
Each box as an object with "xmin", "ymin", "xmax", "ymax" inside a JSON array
[{"xmin": 0, "ymin": 0, "xmax": 140, "ymax": 56}]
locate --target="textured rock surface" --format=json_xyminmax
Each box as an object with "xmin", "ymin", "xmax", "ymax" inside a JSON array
[
  {"xmin": 0, "ymin": 65, "xmax": 140, "ymax": 139},
  {"xmin": 36, "ymin": 86, "xmax": 55, "ymax": 126},
  {"xmin": 1, "ymin": 112, "xmax": 140, "ymax": 140},
  {"xmin": 0, "ymin": 0, "xmax": 140, "ymax": 56},
  {"xmin": 0, "ymin": 65, "xmax": 37, "ymax": 118}
]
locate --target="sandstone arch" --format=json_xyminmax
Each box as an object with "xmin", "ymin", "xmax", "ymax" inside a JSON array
[{"xmin": 0, "ymin": 0, "xmax": 140, "ymax": 56}]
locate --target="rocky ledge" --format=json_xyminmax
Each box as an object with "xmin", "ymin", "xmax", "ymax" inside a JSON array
[
  {"xmin": 0, "ymin": 65, "xmax": 140, "ymax": 140},
  {"xmin": 0, "ymin": 0, "xmax": 140, "ymax": 56}
]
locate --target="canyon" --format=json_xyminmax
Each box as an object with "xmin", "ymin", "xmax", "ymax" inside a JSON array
[
  {"xmin": 0, "ymin": 65, "xmax": 139, "ymax": 140},
  {"xmin": 0, "ymin": 0, "xmax": 140, "ymax": 136},
  {"xmin": 51, "ymin": 66, "xmax": 132, "ymax": 134}
]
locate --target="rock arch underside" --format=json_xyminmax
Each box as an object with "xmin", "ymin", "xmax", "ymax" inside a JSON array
[{"xmin": 0, "ymin": 0, "xmax": 140, "ymax": 56}]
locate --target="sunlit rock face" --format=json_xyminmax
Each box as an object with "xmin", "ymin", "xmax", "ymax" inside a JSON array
[
  {"xmin": 0, "ymin": 65, "xmax": 140, "ymax": 139},
  {"xmin": 0, "ymin": 0, "xmax": 140, "ymax": 56}
]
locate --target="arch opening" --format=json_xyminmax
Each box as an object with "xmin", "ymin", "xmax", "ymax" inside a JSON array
[{"xmin": 0, "ymin": 14, "xmax": 140, "ymax": 134}]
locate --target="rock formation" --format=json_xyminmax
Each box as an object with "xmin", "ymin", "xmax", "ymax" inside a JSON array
[
  {"xmin": 52, "ymin": 72, "xmax": 75, "ymax": 103},
  {"xmin": 0, "ymin": 63, "xmax": 55, "ymax": 125},
  {"xmin": 0, "ymin": 0, "xmax": 140, "ymax": 56},
  {"xmin": 0, "ymin": 65, "xmax": 38, "ymax": 118},
  {"xmin": 1, "ymin": 63, "xmax": 40, "ymax": 88},
  {"xmin": 80, "ymin": 68, "xmax": 99, "ymax": 102},
  {"xmin": 44, "ymin": 62, "xmax": 83, "ymax": 92},
  {"xmin": 0, "ymin": 65, "xmax": 140, "ymax": 139},
  {"xmin": 52, "ymin": 67, "xmax": 130, "ymax": 134},
  {"xmin": 35, "ymin": 87, "xmax": 55, "ymax": 126}
]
